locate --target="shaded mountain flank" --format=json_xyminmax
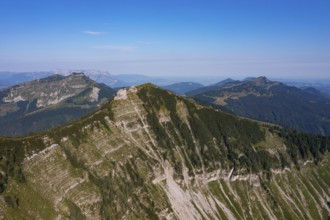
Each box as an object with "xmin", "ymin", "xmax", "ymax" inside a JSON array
[{"xmin": 188, "ymin": 76, "xmax": 330, "ymax": 136}]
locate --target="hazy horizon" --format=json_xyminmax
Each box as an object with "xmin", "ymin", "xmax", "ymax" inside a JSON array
[
  {"xmin": 2, "ymin": 69, "xmax": 330, "ymax": 87},
  {"xmin": 1, "ymin": 0, "xmax": 329, "ymax": 79}
]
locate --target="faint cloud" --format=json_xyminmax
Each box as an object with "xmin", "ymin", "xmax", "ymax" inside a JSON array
[
  {"xmin": 138, "ymin": 41, "xmax": 151, "ymax": 45},
  {"xmin": 83, "ymin": 30, "xmax": 106, "ymax": 36},
  {"xmin": 91, "ymin": 45, "xmax": 136, "ymax": 52}
]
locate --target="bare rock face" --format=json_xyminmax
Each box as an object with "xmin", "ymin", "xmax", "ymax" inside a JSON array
[
  {"xmin": 0, "ymin": 84, "xmax": 329, "ymax": 219},
  {"xmin": 114, "ymin": 88, "xmax": 128, "ymax": 100},
  {"xmin": 114, "ymin": 86, "xmax": 137, "ymax": 100},
  {"xmin": 89, "ymin": 86, "xmax": 100, "ymax": 102}
]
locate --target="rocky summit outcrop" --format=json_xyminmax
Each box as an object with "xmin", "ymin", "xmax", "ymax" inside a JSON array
[
  {"xmin": 0, "ymin": 73, "xmax": 115, "ymax": 137},
  {"xmin": 0, "ymin": 84, "xmax": 329, "ymax": 219}
]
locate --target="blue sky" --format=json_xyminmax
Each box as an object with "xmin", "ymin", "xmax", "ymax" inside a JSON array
[{"xmin": 0, "ymin": 0, "xmax": 329, "ymax": 79}]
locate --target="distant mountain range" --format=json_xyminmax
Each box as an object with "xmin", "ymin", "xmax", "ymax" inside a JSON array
[
  {"xmin": 0, "ymin": 70, "xmax": 168, "ymax": 89},
  {"xmin": 0, "ymin": 71, "xmax": 53, "ymax": 89},
  {"xmin": 53, "ymin": 69, "xmax": 169, "ymax": 88},
  {"xmin": 162, "ymin": 82, "xmax": 204, "ymax": 95},
  {"xmin": 284, "ymin": 80, "xmax": 330, "ymax": 97},
  {"xmin": 187, "ymin": 76, "xmax": 330, "ymax": 136},
  {"xmin": 0, "ymin": 73, "xmax": 115, "ymax": 136},
  {"xmin": 2, "ymin": 70, "xmax": 330, "ymax": 136},
  {"xmin": 185, "ymin": 78, "xmax": 238, "ymax": 96}
]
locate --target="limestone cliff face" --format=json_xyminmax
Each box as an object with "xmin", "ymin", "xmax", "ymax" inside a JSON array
[{"xmin": 0, "ymin": 84, "xmax": 329, "ymax": 219}]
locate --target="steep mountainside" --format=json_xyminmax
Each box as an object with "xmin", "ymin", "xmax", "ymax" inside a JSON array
[
  {"xmin": 0, "ymin": 84, "xmax": 329, "ymax": 219},
  {"xmin": 190, "ymin": 76, "xmax": 330, "ymax": 136},
  {"xmin": 163, "ymin": 82, "xmax": 204, "ymax": 95},
  {"xmin": 0, "ymin": 73, "xmax": 115, "ymax": 136}
]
